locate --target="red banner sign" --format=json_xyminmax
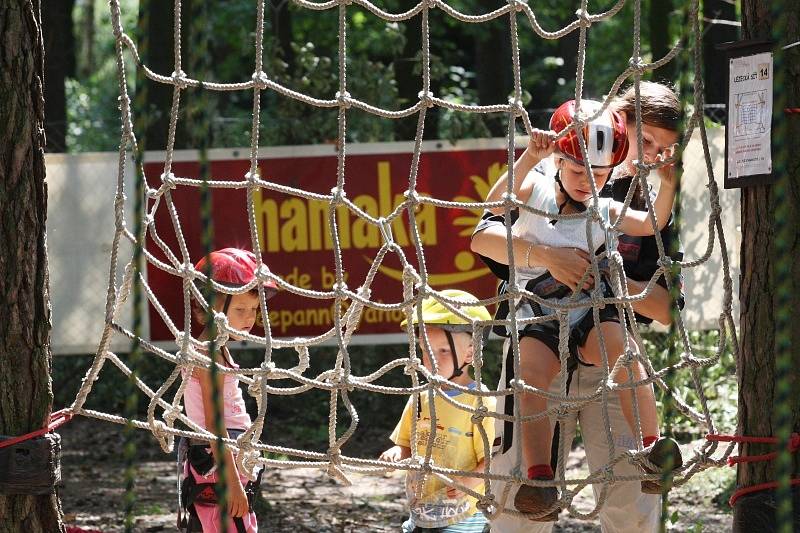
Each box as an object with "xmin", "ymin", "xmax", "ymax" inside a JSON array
[{"xmin": 144, "ymin": 141, "xmax": 517, "ymax": 343}]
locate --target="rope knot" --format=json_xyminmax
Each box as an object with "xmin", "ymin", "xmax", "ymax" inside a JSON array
[
  {"xmin": 404, "ymin": 189, "xmax": 421, "ymax": 206},
  {"xmin": 378, "ymin": 217, "xmax": 395, "ymax": 245},
  {"xmin": 627, "ymin": 57, "xmax": 646, "ymax": 72},
  {"xmin": 255, "ymin": 263, "xmax": 273, "ymax": 285},
  {"xmin": 336, "ymin": 91, "xmax": 353, "ymax": 109},
  {"xmin": 245, "ymin": 171, "xmax": 261, "ymax": 185},
  {"xmin": 500, "ymin": 191, "xmax": 517, "ymax": 206},
  {"xmin": 471, "ymin": 405, "xmax": 488, "ymax": 424},
  {"xmin": 330, "ymin": 186, "xmax": 346, "ymax": 205},
  {"xmin": 621, "ymin": 349, "xmax": 637, "ymax": 366},
  {"xmin": 476, "ymin": 494, "xmax": 495, "ymax": 513},
  {"xmin": 332, "ymin": 281, "xmax": 348, "ymax": 294},
  {"xmin": 509, "ymin": 0, "xmax": 527, "ymax": 12},
  {"xmin": 251, "ymin": 71, "xmax": 269, "ymax": 90},
  {"xmin": 418, "ymin": 91, "xmax": 435, "ymax": 108},
  {"xmin": 508, "ymin": 97, "xmax": 525, "ymax": 116},
  {"xmin": 160, "ymin": 171, "xmax": 178, "ymax": 191},
  {"xmin": 171, "ymin": 70, "xmax": 189, "ymax": 89},
  {"xmin": 177, "ymin": 262, "xmax": 196, "ymax": 281},
  {"xmin": 404, "ymin": 358, "xmax": 422, "ymax": 375},
  {"xmin": 658, "ymin": 256, "xmax": 673, "ymax": 270},
  {"xmin": 555, "ymin": 404, "xmax": 570, "ymax": 419},
  {"xmin": 588, "ymin": 205, "xmax": 602, "ymax": 222},
  {"xmin": 574, "ymin": 8, "xmax": 591, "ymax": 26},
  {"xmin": 509, "ymin": 378, "xmax": 526, "ymax": 391}
]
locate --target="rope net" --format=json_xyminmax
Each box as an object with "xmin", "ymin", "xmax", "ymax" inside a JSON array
[{"xmin": 69, "ymin": 0, "xmax": 740, "ymax": 522}]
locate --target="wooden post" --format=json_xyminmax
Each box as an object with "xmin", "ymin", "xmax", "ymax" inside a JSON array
[
  {"xmin": 733, "ymin": 0, "xmax": 800, "ymax": 531},
  {"xmin": 0, "ymin": 1, "xmax": 65, "ymax": 531}
]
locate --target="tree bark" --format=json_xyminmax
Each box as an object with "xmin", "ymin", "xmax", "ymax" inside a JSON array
[
  {"xmin": 41, "ymin": 0, "xmax": 75, "ymax": 153},
  {"xmin": 649, "ymin": 0, "xmax": 674, "ymax": 80},
  {"xmin": 734, "ymin": 0, "xmax": 800, "ymax": 531},
  {"xmin": 702, "ymin": 0, "xmax": 739, "ymax": 112},
  {"xmin": 0, "ymin": 1, "xmax": 63, "ymax": 531}
]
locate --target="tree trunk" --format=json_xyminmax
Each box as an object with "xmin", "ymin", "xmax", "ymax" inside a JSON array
[
  {"xmin": 138, "ymin": 0, "xmax": 188, "ymax": 150},
  {"xmin": 649, "ymin": 0, "xmax": 673, "ymax": 80},
  {"xmin": 78, "ymin": 0, "xmax": 95, "ymax": 79},
  {"xmin": 702, "ymin": 0, "xmax": 739, "ymax": 110},
  {"xmin": 734, "ymin": 1, "xmax": 800, "ymax": 531},
  {"xmin": 474, "ymin": 21, "xmax": 511, "ymax": 137},
  {"xmin": 270, "ymin": 0, "xmax": 294, "ymax": 71},
  {"xmin": 41, "ymin": 0, "xmax": 75, "ymax": 152},
  {"xmin": 0, "ymin": 2, "xmax": 63, "ymax": 532}
]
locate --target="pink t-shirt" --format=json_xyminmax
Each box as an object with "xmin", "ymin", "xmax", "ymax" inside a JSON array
[{"xmin": 183, "ymin": 354, "xmax": 252, "ymax": 431}]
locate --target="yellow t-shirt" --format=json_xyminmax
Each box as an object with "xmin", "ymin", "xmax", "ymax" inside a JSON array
[{"xmin": 390, "ymin": 383, "xmax": 496, "ymax": 528}]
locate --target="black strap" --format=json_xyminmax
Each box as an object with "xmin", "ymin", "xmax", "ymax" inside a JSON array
[
  {"xmin": 550, "ymin": 170, "xmax": 587, "ymax": 225},
  {"xmin": 443, "ymin": 330, "xmax": 467, "ymax": 380}
]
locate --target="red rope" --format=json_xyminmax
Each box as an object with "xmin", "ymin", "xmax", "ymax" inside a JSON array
[
  {"xmin": 706, "ymin": 433, "xmax": 800, "ymax": 506},
  {"xmin": 0, "ymin": 408, "xmax": 73, "ymax": 450},
  {"xmin": 785, "ymin": 108, "xmax": 800, "ymax": 114}
]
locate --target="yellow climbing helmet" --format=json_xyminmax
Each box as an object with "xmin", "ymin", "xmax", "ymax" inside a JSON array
[{"xmin": 401, "ymin": 289, "xmax": 491, "ymax": 332}]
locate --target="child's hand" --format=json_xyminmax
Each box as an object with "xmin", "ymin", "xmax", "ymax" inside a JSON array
[
  {"xmin": 541, "ymin": 246, "xmax": 594, "ymax": 291},
  {"xmin": 380, "ymin": 445, "xmax": 409, "ymax": 463},
  {"xmin": 525, "ymin": 129, "xmax": 556, "ymax": 162},
  {"xmin": 227, "ymin": 477, "xmax": 250, "ymax": 518}
]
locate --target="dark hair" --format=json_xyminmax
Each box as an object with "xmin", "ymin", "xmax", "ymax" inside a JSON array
[{"xmin": 613, "ymin": 81, "xmax": 681, "ymax": 132}]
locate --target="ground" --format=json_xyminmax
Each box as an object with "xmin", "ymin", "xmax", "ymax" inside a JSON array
[{"xmin": 59, "ymin": 418, "xmax": 733, "ymax": 532}]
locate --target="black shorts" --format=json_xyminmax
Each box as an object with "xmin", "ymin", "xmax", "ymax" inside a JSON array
[
  {"xmin": 499, "ymin": 271, "xmax": 620, "ymax": 365},
  {"xmin": 518, "ymin": 300, "xmax": 620, "ymax": 365}
]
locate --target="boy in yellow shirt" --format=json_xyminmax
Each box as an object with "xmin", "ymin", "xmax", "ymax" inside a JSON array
[{"xmin": 380, "ymin": 289, "xmax": 495, "ymax": 532}]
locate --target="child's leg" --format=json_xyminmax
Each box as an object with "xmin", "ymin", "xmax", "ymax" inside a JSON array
[
  {"xmin": 579, "ymin": 322, "xmax": 659, "ymax": 443},
  {"xmin": 518, "ymin": 336, "xmax": 562, "ymax": 473}
]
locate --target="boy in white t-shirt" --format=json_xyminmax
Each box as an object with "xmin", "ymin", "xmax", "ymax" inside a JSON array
[{"xmin": 471, "ymin": 100, "xmax": 682, "ymax": 519}]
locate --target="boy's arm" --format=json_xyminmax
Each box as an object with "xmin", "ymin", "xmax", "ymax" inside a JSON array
[{"xmin": 485, "ymin": 131, "xmax": 555, "ymax": 214}]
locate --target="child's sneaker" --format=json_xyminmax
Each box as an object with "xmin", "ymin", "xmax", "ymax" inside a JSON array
[
  {"xmin": 640, "ymin": 437, "xmax": 683, "ymax": 494},
  {"xmin": 513, "ymin": 480, "xmax": 560, "ymax": 521}
]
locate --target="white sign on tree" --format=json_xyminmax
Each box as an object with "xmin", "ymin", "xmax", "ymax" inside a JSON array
[{"xmin": 726, "ymin": 51, "xmax": 773, "ymax": 186}]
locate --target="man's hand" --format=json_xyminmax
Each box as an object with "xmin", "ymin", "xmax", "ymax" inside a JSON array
[{"xmin": 541, "ymin": 246, "xmax": 594, "ymax": 291}]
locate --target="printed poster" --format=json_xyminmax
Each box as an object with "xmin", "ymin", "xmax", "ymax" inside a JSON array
[{"xmin": 727, "ymin": 51, "xmax": 773, "ymax": 181}]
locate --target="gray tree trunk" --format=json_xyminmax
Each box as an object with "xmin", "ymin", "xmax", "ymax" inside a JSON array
[
  {"xmin": 733, "ymin": 0, "xmax": 800, "ymax": 531},
  {"xmin": 0, "ymin": 1, "xmax": 63, "ymax": 532}
]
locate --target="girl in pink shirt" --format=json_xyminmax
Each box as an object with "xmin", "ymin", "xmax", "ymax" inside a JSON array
[{"xmin": 179, "ymin": 248, "xmax": 278, "ymax": 533}]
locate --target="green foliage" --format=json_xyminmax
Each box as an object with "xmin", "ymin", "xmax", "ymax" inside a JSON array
[
  {"xmin": 64, "ymin": 0, "xmax": 686, "ymax": 152},
  {"xmin": 642, "ymin": 329, "xmax": 738, "ymax": 439}
]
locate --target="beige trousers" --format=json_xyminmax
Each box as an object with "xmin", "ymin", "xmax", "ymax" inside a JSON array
[{"xmin": 488, "ymin": 342, "xmax": 659, "ymax": 533}]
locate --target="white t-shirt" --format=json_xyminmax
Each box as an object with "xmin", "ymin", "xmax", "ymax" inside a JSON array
[{"xmin": 512, "ymin": 168, "xmax": 613, "ymax": 286}]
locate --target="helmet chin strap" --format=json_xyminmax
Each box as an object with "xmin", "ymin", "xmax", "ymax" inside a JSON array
[
  {"xmin": 443, "ymin": 330, "xmax": 469, "ymax": 380},
  {"xmin": 551, "ymin": 168, "xmax": 588, "ymax": 226}
]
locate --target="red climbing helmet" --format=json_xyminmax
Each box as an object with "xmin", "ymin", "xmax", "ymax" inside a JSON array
[
  {"xmin": 194, "ymin": 248, "xmax": 278, "ymax": 299},
  {"xmin": 549, "ymin": 99, "xmax": 629, "ymax": 169}
]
